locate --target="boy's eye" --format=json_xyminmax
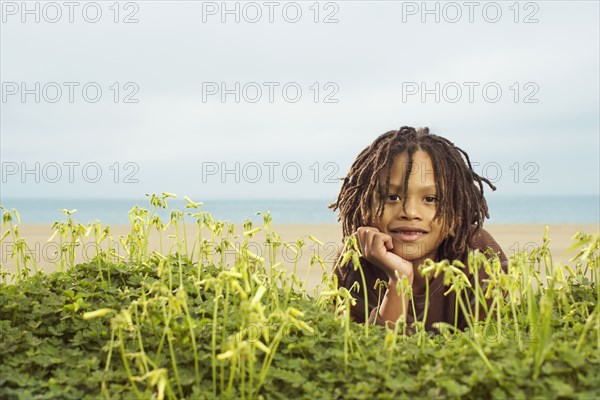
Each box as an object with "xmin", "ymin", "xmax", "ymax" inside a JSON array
[
  {"xmin": 386, "ymin": 194, "xmax": 401, "ymax": 202},
  {"xmin": 424, "ymin": 195, "xmax": 438, "ymax": 203}
]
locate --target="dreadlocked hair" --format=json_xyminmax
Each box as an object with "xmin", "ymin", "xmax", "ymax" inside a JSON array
[{"xmin": 329, "ymin": 126, "xmax": 496, "ymax": 262}]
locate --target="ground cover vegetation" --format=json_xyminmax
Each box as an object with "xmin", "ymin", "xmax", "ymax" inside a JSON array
[{"xmin": 0, "ymin": 194, "xmax": 598, "ymax": 399}]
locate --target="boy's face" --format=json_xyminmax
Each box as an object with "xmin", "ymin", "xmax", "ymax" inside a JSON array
[{"xmin": 371, "ymin": 149, "xmax": 446, "ymax": 264}]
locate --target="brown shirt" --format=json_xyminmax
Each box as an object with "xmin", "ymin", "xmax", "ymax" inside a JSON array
[{"xmin": 334, "ymin": 229, "xmax": 508, "ymax": 331}]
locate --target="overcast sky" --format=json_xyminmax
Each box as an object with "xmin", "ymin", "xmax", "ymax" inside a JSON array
[{"xmin": 1, "ymin": 1, "xmax": 598, "ymax": 201}]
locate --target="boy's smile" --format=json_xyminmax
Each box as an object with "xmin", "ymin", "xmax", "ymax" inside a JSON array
[
  {"xmin": 372, "ymin": 149, "xmax": 446, "ymax": 265},
  {"xmin": 388, "ymin": 226, "xmax": 429, "ymax": 243}
]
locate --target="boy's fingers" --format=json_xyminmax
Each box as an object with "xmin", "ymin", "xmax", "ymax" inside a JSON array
[
  {"xmin": 355, "ymin": 227, "xmax": 413, "ymax": 280},
  {"xmin": 357, "ymin": 226, "xmax": 393, "ymax": 262},
  {"xmin": 370, "ymin": 230, "xmax": 393, "ymax": 254},
  {"xmin": 382, "ymin": 234, "xmax": 394, "ymax": 251},
  {"xmin": 356, "ymin": 226, "xmax": 378, "ymax": 255}
]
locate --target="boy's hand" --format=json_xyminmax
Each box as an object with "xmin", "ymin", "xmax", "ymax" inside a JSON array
[{"xmin": 356, "ymin": 226, "xmax": 414, "ymax": 283}]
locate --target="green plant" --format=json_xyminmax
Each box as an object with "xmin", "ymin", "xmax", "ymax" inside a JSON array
[{"xmin": 0, "ymin": 195, "xmax": 598, "ymax": 399}]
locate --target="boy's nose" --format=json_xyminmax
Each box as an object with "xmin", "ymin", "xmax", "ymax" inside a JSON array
[{"xmin": 398, "ymin": 198, "xmax": 420, "ymax": 220}]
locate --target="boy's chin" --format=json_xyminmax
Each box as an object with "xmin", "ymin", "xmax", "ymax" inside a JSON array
[
  {"xmin": 391, "ymin": 248, "xmax": 425, "ymax": 262},
  {"xmin": 391, "ymin": 243, "xmax": 431, "ymax": 261}
]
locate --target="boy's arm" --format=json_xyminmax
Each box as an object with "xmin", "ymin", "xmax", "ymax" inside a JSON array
[
  {"xmin": 335, "ymin": 259, "xmax": 415, "ymax": 327},
  {"xmin": 334, "ymin": 259, "xmax": 384, "ymax": 324},
  {"xmin": 374, "ymin": 277, "xmax": 413, "ymax": 327}
]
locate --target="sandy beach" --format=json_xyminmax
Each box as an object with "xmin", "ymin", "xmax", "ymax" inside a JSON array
[{"xmin": 2, "ymin": 223, "xmax": 598, "ymax": 289}]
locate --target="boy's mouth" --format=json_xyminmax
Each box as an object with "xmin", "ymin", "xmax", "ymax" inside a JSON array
[{"xmin": 389, "ymin": 226, "xmax": 428, "ymax": 242}]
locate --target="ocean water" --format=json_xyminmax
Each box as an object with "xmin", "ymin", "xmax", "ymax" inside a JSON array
[{"xmin": 0, "ymin": 196, "xmax": 598, "ymax": 225}]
